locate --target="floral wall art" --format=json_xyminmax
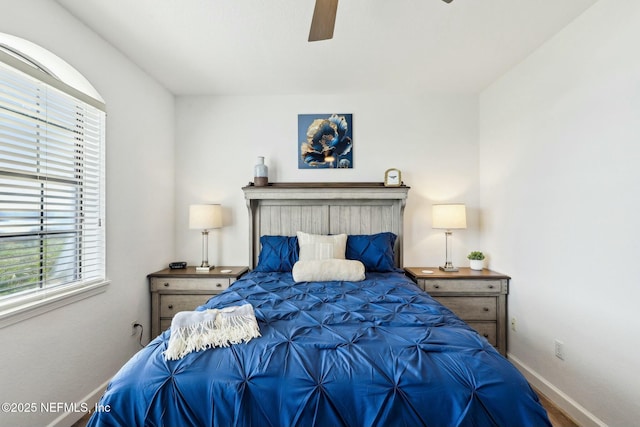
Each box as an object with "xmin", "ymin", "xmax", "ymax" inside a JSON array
[{"xmin": 298, "ymin": 113, "xmax": 353, "ymax": 169}]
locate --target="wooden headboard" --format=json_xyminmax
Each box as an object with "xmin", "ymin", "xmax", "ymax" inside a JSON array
[{"xmin": 242, "ymin": 183, "xmax": 410, "ymax": 269}]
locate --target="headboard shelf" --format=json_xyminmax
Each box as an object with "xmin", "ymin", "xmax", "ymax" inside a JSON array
[
  {"xmin": 243, "ymin": 182, "xmax": 409, "ymax": 199},
  {"xmin": 243, "ymin": 183, "xmax": 409, "ymax": 269},
  {"xmin": 243, "ymin": 182, "xmax": 407, "ymax": 188}
]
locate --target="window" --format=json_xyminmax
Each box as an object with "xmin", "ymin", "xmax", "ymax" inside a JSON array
[{"xmin": 0, "ymin": 43, "xmax": 106, "ymax": 323}]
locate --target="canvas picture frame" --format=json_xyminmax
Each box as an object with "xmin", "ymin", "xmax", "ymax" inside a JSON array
[{"xmin": 298, "ymin": 113, "xmax": 353, "ymax": 169}]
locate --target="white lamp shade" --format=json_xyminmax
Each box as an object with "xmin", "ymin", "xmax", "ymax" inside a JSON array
[
  {"xmin": 432, "ymin": 204, "xmax": 467, "ymax": 229},
  {"xmin": 189, "ymin": 204, "xmax": 222, "ymax": 230}
]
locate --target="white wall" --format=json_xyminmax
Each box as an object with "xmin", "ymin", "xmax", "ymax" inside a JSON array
[
  {"xmin": 479, "ymin": 0, "xmax": 640, "ymax": 425},
  {"xmin": 174, "ymin": 93, "xmax": 481, "ymax": 270},
  {"xmin": 0, "ymin": 1, "xmax": 175, "ymax": 426},
  {"xmin": 4, "ymin": 1, "xmax": 635, "ymax": 426}
]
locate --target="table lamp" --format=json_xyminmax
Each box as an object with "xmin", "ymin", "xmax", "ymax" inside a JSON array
[
  {"xmin": 432, "ymin": 204, "xmax": 467, "ymax": 272},
  {"xmin": 189, "ymin": 204, "xmax": 222, "ymax": 272}
]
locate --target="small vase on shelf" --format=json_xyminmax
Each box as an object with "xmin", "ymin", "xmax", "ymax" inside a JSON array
[{"xmin": 254, "ymin": 156, "xmax": 268, "ymax": 187}]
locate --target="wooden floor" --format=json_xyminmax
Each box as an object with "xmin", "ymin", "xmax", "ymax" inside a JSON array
[
  {"xmin": 70, "ymin": 411, "xmax": 91, "ymax": 427},
  {"xmin": 71, "ymin": 388, "xmax": 579, "ymax": 427},
  {"xmin": 535, "ymin": 388, "xmax": 580, "ymax": 427}
]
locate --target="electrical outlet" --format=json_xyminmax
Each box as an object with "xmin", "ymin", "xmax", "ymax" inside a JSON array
[
  {"xmin": 131, "ymin": 320, "xmax": 138, "ymax": 336},
  {"xmin": 554, "ymin": 339, "xmax": 564, "ymax": 360},
  {"xmin": 511, "ymin": 317, "xmax": 517, "ymax": 332}
]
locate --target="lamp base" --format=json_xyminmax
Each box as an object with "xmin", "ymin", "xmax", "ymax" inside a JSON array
[
  {"xmin": 439, "ymin": 265, "xmax": 459, "ymax": 272},
  {"xmin": 196, "ymin": 266, "xmax": 213, "ymax": 273}
]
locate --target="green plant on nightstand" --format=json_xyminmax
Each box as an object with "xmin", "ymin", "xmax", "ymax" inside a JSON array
[
  {"xmin": 467, "ymin": 251, "xmax": 485, "ymax": 270},
  {"xmin": 467, "ymin": 251, "xmax": 485, "ymax": 260}
]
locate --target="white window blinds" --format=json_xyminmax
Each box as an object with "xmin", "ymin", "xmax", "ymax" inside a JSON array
[{"xmin": 0, "ymin": 58, "xmax": 106, "ymax": 299}]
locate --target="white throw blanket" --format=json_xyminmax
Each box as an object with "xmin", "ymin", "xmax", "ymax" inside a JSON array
[{"xmin": 164, "ymin": 303, "xmax": 261, "ymax": 361}]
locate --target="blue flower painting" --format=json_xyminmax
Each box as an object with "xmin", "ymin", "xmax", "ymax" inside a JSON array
[{"xmin": 298, "ymin": 113, "xmax": 353, "ymax": 169}]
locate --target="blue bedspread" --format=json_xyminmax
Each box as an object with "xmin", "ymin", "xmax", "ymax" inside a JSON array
[{"xmin": 89, "ymin": 271, "xmax": 551, "ymax": 427}]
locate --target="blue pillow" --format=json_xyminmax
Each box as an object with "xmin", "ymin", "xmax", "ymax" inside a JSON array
[
  {"xmin": 346, "ymin": 232, "xmax": 397, "ymax": 272},
  {"xmin": 254, "ymin": 235, "xmax": 299, "ymax": 272}
]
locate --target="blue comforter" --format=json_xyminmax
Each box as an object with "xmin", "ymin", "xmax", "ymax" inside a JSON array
[{"xmin": 89, "ymin": 271, "xmax": 551, "ymax": 427}]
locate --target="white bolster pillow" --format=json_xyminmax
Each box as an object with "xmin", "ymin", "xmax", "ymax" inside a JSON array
[{"xmin": 292, "ymin": 259, "xmax": 365, "ymax": 283}]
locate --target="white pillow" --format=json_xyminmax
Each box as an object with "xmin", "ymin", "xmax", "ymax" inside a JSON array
[
  {"xmin": 292, "ymin": 259, "xmax": 365, "ymax": 282},
  {"xmin": 296, "ymin": 231, "xmax": 347, "ymax": 261}
]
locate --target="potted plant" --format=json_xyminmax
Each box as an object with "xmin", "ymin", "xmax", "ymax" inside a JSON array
[{"xmin": 467, "ymin": 251, "xmax": 485, "ymax": 271}]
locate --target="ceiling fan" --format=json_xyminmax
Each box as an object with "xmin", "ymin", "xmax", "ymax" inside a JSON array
[{"xmin": 308, "ymin": 0, "xmax": 454, "ymax": 42}]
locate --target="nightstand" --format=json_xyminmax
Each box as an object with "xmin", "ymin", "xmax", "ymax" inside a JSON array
[
  {"xmin": 148, "ymin": 266, "xmax": 248, "ymax": 337},
  {"xmin": 404, "ymin": 267, "xmax": 510, "ymax": 356}
]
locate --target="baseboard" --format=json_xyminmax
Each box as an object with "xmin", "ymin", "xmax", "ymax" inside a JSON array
[
  {"xmin": 509, "ymin": 353, "xmax": 608, "ymax": 427},
  {"xmin": 45, "ymin": 379, "xmax": 110, "ymax": 427}
]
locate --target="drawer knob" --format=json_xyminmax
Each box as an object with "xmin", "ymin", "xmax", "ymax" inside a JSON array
[
  {"xmin": 216, "ymin": 283, "xmax": 222, "ymax": 288},
  {"xmin": 164, "ymin": 282, "xmax": 170, "ymax": 287},
  {"xmin": 433, "ymin": 284, "xmax": 440, "ymax": 289},
  {"xmin": 483, "ymin": 307, "xmax": 490, "ymax": 312},
  {"xmin": 483, "ymin": 333, "xmax": 489, "ymax": 338},
  {"xmin": 488, "ymin": 284, "xmax": 494, "ymax": 289},
  {"xmin": 168, "ymin": 304, "xmax": 174, "ymax": 309}
]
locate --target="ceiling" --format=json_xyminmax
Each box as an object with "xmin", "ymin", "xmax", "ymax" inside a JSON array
[{"xmin": 55, "ymin": 0, "xmax": 598, "ymax": 96}]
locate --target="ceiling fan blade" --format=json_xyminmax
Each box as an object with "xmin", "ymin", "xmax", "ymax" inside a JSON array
[{"xmin": 308, "ymin": 0, "xmax": 338, "ymax": 42}]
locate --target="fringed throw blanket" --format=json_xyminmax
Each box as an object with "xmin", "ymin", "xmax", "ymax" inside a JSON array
[{"xmin": 164, "ymin": 303, "xmax": 260, "ymax": 360}]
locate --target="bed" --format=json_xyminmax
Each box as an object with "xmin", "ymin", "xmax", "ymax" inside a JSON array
[{"xmin": 88, "ymin": 183, "xmax": 551, "ymax": 427}]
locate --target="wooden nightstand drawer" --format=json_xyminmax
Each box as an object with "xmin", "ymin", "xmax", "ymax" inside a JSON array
[
  {"xmin": 421, "ymin": 279, "xmax": 504, "ymax": 294},
  {"xmin": 150, "ymin": 277, "xmax": 230, "ymax": 292},
  {"xmin": 467, "ymin": 322, "xmax": 497, "ymax": 346},
  {"xmin": 149, "ymin": 266, "xmax": 249, "ymax": 338},
  {"xmin": 434, "ymin": 296, "xmax": 497, "ymax": 321},
  {"xmin": 160, "ymin": 319, "xmax": 172, "ymax": 332},
  {"xmin": 160, "ymin": 294, "xmax": 214, "ymax": 317},
  {"xmin": 404, "ymin": 267, "xmax": 510, "ymax": 356}
]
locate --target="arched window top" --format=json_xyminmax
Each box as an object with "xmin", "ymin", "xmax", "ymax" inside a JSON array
[
  {"xmin": 1, "ymin": 32, "xmax": 107, "ymax": 320},
  {"xmin": 0, "ymin": 32, "xmax": 105, "ymax": 109}
]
